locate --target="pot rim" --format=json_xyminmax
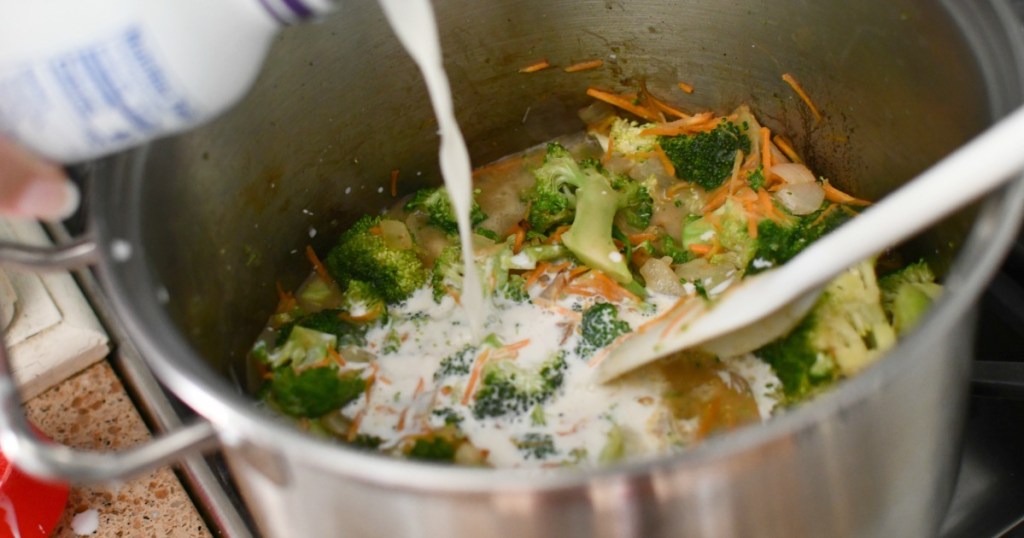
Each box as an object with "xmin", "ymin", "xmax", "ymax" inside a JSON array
[{"xmin": 88, "ymin": 1, "xmax": 1024, "ymax": 493}]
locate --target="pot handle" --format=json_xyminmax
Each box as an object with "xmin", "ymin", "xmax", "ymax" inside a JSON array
[
  {"xmin": 0, "ymin": 334, "xmax": 220, "ymax": 482},
  {"xmin": 0, "ymin": 236, "xmax": 101, "ymax": 271},
  {"xmin": 0, "ymin": 235, "xmax": 220, "ymax": 482}
]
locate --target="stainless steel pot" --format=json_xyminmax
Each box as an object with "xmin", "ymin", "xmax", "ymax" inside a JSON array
[{"xmin": 2, "ymin": 1, "xmax": 1024, "ymax": 536}]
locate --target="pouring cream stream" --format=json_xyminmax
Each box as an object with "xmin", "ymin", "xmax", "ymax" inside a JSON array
[{"xmin": 376, "ymin": 0, "xmax": 487, "ymax": 339}]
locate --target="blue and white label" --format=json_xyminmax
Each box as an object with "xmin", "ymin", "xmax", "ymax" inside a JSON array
[{"xmin": 0, "ymin": 27, "xmax": 198, "ymax": 161}]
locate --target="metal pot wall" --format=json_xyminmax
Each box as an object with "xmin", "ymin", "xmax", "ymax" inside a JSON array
[{"xmin": 5, "ymin": 0, "xmax": 1024, "ymax": 536}]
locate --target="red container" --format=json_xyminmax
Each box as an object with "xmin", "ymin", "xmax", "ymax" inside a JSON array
[{"xmin": 0, "ymin": 430, "xmax": 70, "ymax": 538}]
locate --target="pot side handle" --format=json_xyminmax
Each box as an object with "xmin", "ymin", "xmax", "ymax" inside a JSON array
[
  {"xmin": 0, "ymin": 236, "xmax": 219, "ymax": 482},
  {"xmin": 0, "ymin": 235, "xmax": 100, "ymax": 271},
  {"xmin": 0, "ymin": 334, "xmax": 219, "ymax": 482}
]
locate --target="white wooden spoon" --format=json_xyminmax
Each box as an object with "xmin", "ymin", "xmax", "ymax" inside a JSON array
[{"xmin": 593, "ymin": 104, "xmax": 1024, "ymax": 383}]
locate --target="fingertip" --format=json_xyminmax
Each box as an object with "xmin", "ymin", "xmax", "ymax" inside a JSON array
[{"xmin": 14, "ymin": 178, "xmax": 80, "ymax": 221}]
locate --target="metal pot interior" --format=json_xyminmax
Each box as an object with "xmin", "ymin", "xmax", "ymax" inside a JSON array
[{"xmin": 100, "ymin": 0, "xmax": 1021, "ymax": 445}]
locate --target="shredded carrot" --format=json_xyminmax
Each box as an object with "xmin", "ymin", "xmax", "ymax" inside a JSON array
[
  {"xmin": 346, "ymin": 411, "xmax": 365, "ymax": 441},
  {"xmin": 564, "ymin": 59, "xmax": 604, "ymax": 73},
  {"xmin": 641, "ymin": 112, "xmax": 716, "ymax": 136},
  {"xmin": 560, "ymin": 265, "xmax": 586, "ymax": 281},
  {"xmin": 773, "ymin": 135, "xmax": 803, "ymax": 164},
  {"xmin": 760, "ymin": 127, "xmax": 771, "ymax": 171},
  {"xmin": 274, "ymin": 282, "xmax": 297, "ymax": 314},
  {"xmin": 809, "ymin": 203, "xmax": 839, "ymax": 227},
  {"xmin": 628, "ymin": 232, "xmax": 658, "ymax": 245},
  {"xmin": 504, "ymin": 339, "xmax": 532, "ymax": 351},
  {"xmin": 602, "ymin": 133, "xmax": 616, "ymax": 164},
  {"xmin": 525, "ymin": 261, "xmax": 551, "ymax": 289},
  {"xmin": 368, "ymin": 226, "xmax": 382, "ymax": 236},
  {"xmin": 364, "ymin": 364, "xmax": 378, "ymax": 403},
  {"xmin": 396, "ymin": 407, "xmax": 409, "ymax": 431},
  {"xmin": 639, "ymin": 81, "xmax": 690, "ymax": 120},
  {"xmin": 589, "ymin": 270, "xmax": 641, "ymax": 303},
  {"xmin": 677, "ymin": 81, "xmax": 695, "ymax": 94},
  {"xmin": 781, "ymin": 73, "xmax": 823, "ymax": 122},
  {"xmin": 747, "ymin": 214, "xmax": 759, "ymax": 239},
  {"xmin": 586, "ymin": 87, "xmax": 661, "ymax": 122},
  {"xmin": 822, "ymin": 180, "xmax": 871, "ymax": 206},
  {"xmin": 756, "ymin": 188, "xmax": 788, "ymax": 223},
  {"xmin": 653, "ymin": 144, "xmax": 676, "ymax": 178},
  {"xmin": 446, "ymin": 286, "xmax": 462, "ymax": 305},
  {"xmin": 519, "ymin": 59, "xmax": 552, "ymax": 73},
  {"xmin": 547, "ymin": 225, "xmax": 571, "ymax": 245},
  {"xmin": 462, "ymin": 348, "xmax": 492, "ymax": 405},
  {"xmin": 507, "ymin": 222, "xmax": 527, "ymax": 254},
  {"xmin": 688, "ymin": 243, "xmax": 713, "ymax": 256},
  {"xmin": 389, "ymin": 169, "xmax": 399, "ymax": 197},
  {"xmin": 340, "ymin": 306, "xmax": 384, "ymax": 323},
  {"xmin": 304, "ymin": 245, "xmax": 334, "ymax": 284},
  {"xmin": 666, "ymin": 181, "xmax": 692, "ymax": 198},
  {"xmin": 327, "ymin": 346, "xmax": 347, "ymax": 367}
]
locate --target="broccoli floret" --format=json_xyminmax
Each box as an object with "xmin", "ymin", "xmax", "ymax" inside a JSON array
[
  {"xmin": 349, "ymin": 434, "xmax": 384, "ymax": 450},
  {"xmin": 433, "ymin": 239, "xmax": 564, "ymax": 303},
  {"xmin": 747, "ymin": 166, "xmax": 766, "ymax": 191},
  {"xmin": 264, "ymin": 366, "xmax": 366, "ymax": 418},
  {"xmin": 660, "ymin": 235, "xmax": 692, "ymax": 264},
  {"xmin": 407, "ymin": 435, "xmax": 457, "ymax": 462},
  {"xmin": 342, "ymin": 280, "xmax": 388, "ymax": 324},
  {"xmin": 747, "ymin": 203, "xmax": 853, "ymax": 274},
  {"xmin": 275, "ymin": 309, "xmax": 367, "ymax": 348},
  {"xmin": 680, "ymin": 200, "xmax": 756, "ymax": 269},
  {"xmin": 756, "ymin": 259, "xmax": 895, "ymax": 401},
  {"xmin": 431, "ymin": 245, "xmax": 464, "ymax": 302},
  {"xmin": 616, "ymin": 179, "xmax": 654, "ymax": 230},
  {"xmin": 473, "ymin": 353, "xmax": 567, "ymax": 419},
  {"xmin": 659, "ymin": 121, "xmax": 751, "ymax": 190},
  {"xmin": 432, "ymin": 407, "xmax": 464, "ymax": 426},
  {"xmin": 522, "ymin": 144, "xmax": 579, "ymax": 233},
  {"xmin": 513, "ymin": 433, "xmax": 558, "ymax": 460},
  {"xmin": 609, "ymin": 117, "xmax": 657, "ymax": 154},
  {"xmin": 405, "ymin": 186, "xmax": 487, "ymax": 235},
  {"xmin": 434, "ymin": 344, "xmax": 477, "ymax": 380},
  {"xmin": 499, "ymin": 274, "xmax": 531, "ymax": 303},
  {"xmin": 532, "ymin": 144, "xmax": 633, "ymax": 280},
  {"xmin": 326, "ymin": 215, "xmax": 429, "ymax": 304},
  {"xmin": 576, "ymin": 302, "xmax": 632, "ymax": 359},
  {"xmin": 879, "ymin": 260, "xmax": 942, "ymax": 335}
]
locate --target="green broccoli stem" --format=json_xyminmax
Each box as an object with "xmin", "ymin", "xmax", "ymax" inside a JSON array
[{"xmin": 560, "ymin": 169, "xmax": 633, "ymax": 285}]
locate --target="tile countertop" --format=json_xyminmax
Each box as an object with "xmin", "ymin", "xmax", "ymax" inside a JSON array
[{"xmin": 24, "ymin": 361, "xmax": 213, "ymax": 538}]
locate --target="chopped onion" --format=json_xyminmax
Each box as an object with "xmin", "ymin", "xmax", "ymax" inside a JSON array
[
  {"xmin": 640, "ymin": 257, "xmax": 686, "ymax": 296},
  {"xmin": 630, "ymin": 156, "xmax": 674, "ymax": 185},
  {"xmin": 381, "ymin": 219, "xmax": 413, "ymax": 250},
  {"xmin": 604, "ymin": 154, "xmax": 634, "ymax": 175},
  {"xmin": 774, "ymin": 182, "xmax": 825, "ymax": 215},
  {"xmin": 769, "ymin": 162, "xmax": 816, "ymax": 185}
]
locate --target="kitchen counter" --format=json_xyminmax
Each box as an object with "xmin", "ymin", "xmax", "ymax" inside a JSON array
[{"xmin": 24, "ymin": 361, "xmax": 213, "ymax": 538}]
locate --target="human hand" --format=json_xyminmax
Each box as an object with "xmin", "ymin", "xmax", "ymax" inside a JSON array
[{"xmin": 0, "ymin": 136, "xmax": 79, "ymax": 221}]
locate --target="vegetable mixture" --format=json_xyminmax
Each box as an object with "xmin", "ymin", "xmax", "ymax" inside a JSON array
[{"xmin": 249, "ymin": 86, "xmax": 941, "ymax": 468}]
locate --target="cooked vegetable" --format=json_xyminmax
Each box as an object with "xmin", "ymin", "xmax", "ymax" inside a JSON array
[
  {"xmin": 405, "ymin": 186, "xmax": 488, "ymax": 235},
  {"xmin": 472, "ymin": 353, "xmax": 567, "ymax": 419},
  {"xmin": 747, "ymin": 203, "xmax": 853, "ymax": 274},
  {"xmin": 251, "ymin": 84, "xmax": 940, "ymax": 469},
  {"xmin": 576, "ymin": 302, "xmax": 631, "ymax": 359},
  {"xmin": 879, "ymin": 260, "xmax": 942, "ymax": 334},
  {"xmin": 264, "ymin": 366, "xmax": 366, "ymax": 418},
  {"xmin": 755, "ymin": 259, "xmax": 897, "ymax": 401},
  {"xmin": 659, "ymin": 121, "xmax": 750, "ymax": 190},
  {"xmin": 325, "ymin": 215, "xmax": 429, "ymax": 304}
]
